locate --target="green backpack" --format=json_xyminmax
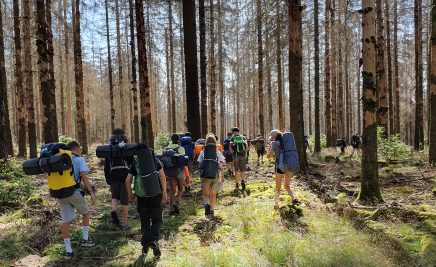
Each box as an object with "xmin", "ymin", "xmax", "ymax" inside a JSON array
[{"xmin": 233, "ymin": 135, "xmax": 246, "ymax": 154}]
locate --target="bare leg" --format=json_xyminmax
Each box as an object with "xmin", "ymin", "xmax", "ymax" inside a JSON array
[
  {"xmin": 169, "ymin": 179, "xmax": 177, "ymax": 211},
  {"xmin": 62, "ymin": 222, "xmax": 71, "ymax": 239},
  {"xmin": 121, "ymin": 205, "xmax": 128, "ymax": 226},
  {"xmin": 111, "ymin": 199, "xmax": 118, "ymax": 213},
  {"xmin": 275, "ymin": 173, "xmax": 284, "ymax": 207},
  {"xmin": 176, "ymin": 178, "xmax": 184, "ymax": 202},
  {"xmin": 202, "ymin": 182, "xmax": 210, "ymax": 204},
  {"xmin": 284, "ymin": 172, "xmax": 296, "ymax": 200},
  {"xmin": 210, "ymin": 189, "xmax": 217, "ymax": 209}
]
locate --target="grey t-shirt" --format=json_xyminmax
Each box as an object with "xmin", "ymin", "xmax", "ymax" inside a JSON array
[{"xmin": 271, "ymin": 140, "xmax": 281, "ymax": 160}]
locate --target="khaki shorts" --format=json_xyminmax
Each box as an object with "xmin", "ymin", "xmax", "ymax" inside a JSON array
[
  {"xmin": 202, "ymin": 178, "xmax": 223, "ymax": 192},
  {"xmin": 58, "ymin": 190, "xmax": 90, "ymax": 223},
  {"xmin": 233, "ymin": 154, "xmax": 247, "ymax": 172}
]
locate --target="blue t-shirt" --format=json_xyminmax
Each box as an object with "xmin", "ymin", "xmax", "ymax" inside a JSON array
[{"xmin": 72, "ymin": 154, "xmax": 89, "ymax": 184}]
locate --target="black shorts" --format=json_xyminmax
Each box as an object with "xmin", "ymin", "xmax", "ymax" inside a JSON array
[
  {"xmin": 275, "ymin": 166, "xmax": 285, "ymax": 174},
  {"xmin": 224, "ymin": 152, "xmax": 233, "ymax": 163},
  {"xmin": 110, "ymin": 181, "xmax": 129, "ymax": 205}
]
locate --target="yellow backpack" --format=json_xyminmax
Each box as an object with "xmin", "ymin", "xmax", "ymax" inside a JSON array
[{"xmin": 47, "ymin": 149, "xmax": 79, "ymax": 199}]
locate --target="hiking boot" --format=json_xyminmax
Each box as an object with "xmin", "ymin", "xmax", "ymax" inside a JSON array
[
  {"xmin": 205, "ymin": 204, "xmax": 211, "ymax": 217},
  {"xmin": 169, "ymin": 210, "xmax": 176, "ymax": 216},
  {"xmin": 241, "ymin": 180, "xmax": 246, "ymax": 191},
  {"xmin": 149, "ymin": 241, "xmax": 161, "ymax": 258},
  {"xmin": 142, "ymin": 245, "xmax": 150, "ymax": 256},
  {"xmin": 235, "ymin": 183, "xmax": 239, "ymax": 190},
  {"xmin": 111, "ymin": 211, "xmax": 121, "ymax": 227},
  {"xmin": 81, "ymin": 238, "xmax": 95, "ymax": 247},
  {"xmin": 210, "ymin": 209, "xmax": 215, "ymax": 218},
  {"xmin": 64, "ymin": 251, "xmax": 74, "ymax": 259},
  {"xmin": 174, "ymin": 201, "xmax": 180, "ymax": 215},
  {"xmin": 292, "ymin": 198, "xmax": 301, "ymax": 206}
]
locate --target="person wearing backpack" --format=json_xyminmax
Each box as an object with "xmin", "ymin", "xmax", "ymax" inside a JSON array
[
  {"xmin": 197, "ymin": 134, "xmax": 225, "ymax": 218},
  {"xmin": 267, "ymin": 130, "xmax": 300, "ymax": 209},
  {"xmin": 229, "ymin": 127, "xmax": 248, "ymax": 191},
  {"xmin": 164, "ymin": 134, "xmax": 187, "ymax": 216},
  {"xmin": 243, "ymin": 134, "xmax": 251, "ymax": 165},
  {"xmin": 254, "ymin": 134, "xmax": 266, "ymax": 166},
  {"xmin": 104, "ymin": 128, "xmax": 134, "ymax": 229},
  {"xmin": 179, "ymin": 132, "xmax": 194, "ymax": 195},
  {"xmin": 60, "ymin": 141, "xmax": 96, "ymax": 258},
  {"xmin": 336, "ymin": 138, "xmax": 347, "ymax": 154},
  {"xmin": 125, "ymin": 144, "xmax": 167, "ymax": 258},
  {"xmin": 223, "ymin": 132, "xmax": 234, "ymax": 177}
]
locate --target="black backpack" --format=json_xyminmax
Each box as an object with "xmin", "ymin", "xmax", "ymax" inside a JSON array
[
  {"xmin": 107, "ymin": 138, "xmax": 130, "ymax": 183},
  {"xmin": 160, "ymin": 147, "xmax": 182, "ymax": 178}
]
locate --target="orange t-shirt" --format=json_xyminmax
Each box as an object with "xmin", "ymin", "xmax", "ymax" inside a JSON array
[
  {"xmin": 217, "ymin": 144, "xmax": 223, "ymax": 153},
  {"xmin": 194, "ymin": 144, "xmax": 204, "ymax": 159}
]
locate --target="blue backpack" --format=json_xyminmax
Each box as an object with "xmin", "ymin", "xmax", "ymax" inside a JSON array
[
  {"xmin": 40, "ymin": 143, "xmax": 68, "ymax": 158},
  {"xmin": 180, "ymin": 136, "xmax": 194, "ymax": 160},
  {"xmin": 278, "ymin": 132, "xmax": 300, "ymax": 173}
]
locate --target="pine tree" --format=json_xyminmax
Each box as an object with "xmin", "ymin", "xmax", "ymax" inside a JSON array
[
  {"xmin": 105, "ymin": 0, "xmax": 115, "ymax": 130},
  {"xmin": 257, "ymin": 0, "xmax": 264, "ymax": 136},
  {"xmin": 314, "ymin": 0, "xmax": 321, "ymax": 152},
  {"xmin": 414, "ymin": 0, "xmax": 424, "ymax": 150},
  {"xmin": 199, "ymin": 0, "xmax": 208, "ymax": 136},
  {"xmin": 129, "ymin": 0, "xmax": 139, "ymax": 142},
  {"xmin": 376, "ymin": 0, "xmax": 388, "ymax": 138},
  {"xmin": 429, "ymin": 0, "xmax": 436, "ymax": 163}
]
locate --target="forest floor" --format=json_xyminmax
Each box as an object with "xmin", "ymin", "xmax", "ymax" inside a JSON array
[{"xmin": 0, "ymin": 147, "xmax": 435, "ymax": 267}]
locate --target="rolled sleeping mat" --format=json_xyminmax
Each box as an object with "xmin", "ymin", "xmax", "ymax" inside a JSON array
[
  {"xmin": 95, "ymin": 143, "xmax": 139, "ymax": 158},
  {"xmin": 202, "ymin": 144, "xmax": 218, "ymax": 179},
  {"xmin": 22, "ymin": 153, "xmax": 72, "ymax": 175},
  {"xmin": 136, "ymin": 147, "xmax": 162, "ymax": 197}
]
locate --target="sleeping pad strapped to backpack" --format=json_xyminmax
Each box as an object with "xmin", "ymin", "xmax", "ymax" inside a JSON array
[
  {"xmin": 96, "ymin": 141, "xmax": 136, "ymax": 184},
  {"xmin": 22, "ymin": 143, "xmax": 78, "ymax": 199},
  {"xmin": 180, "ymin": 136, "xmax": 194, "ymax": 160},
  {"xmin": 200, "ymin": 144, "xmax": 218, "ymax": 179},
  {"xmin": 157, "ymin": 148, "xmax": 188, "ymax": 178},
  {"xmin": 278, "ymin": 132, "xmax": 300, "ymax": 173},
  {"xmin": 133, "ymin": 146, "xmax": 162, "ymax": 197}
]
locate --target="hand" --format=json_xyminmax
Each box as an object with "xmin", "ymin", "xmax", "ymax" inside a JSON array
[
  {"xmin": 128, "ymin": 192, "xmax": 135, "ymax": 203},
  {"xmin": 161, "ymin": 193, "xmax": 168, "ymax": 204},
  {"xmin": 89, "ymin": 192, "xmax": 96, "ymax": 206}
]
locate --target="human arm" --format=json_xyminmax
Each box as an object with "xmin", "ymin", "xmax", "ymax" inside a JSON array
[
  {"xmin": 80, "ymin": 172, "xmax": 96, "ymax": 205},
  {"xmin": 125, "ymin": 173, "xmax": 135, "ymax": 203},
  {"xmin": 158, "ymin": 169, "xmax": 167, "ymax": 204}
]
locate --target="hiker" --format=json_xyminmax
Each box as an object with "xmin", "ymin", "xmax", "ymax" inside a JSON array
[
  {"xmin": 62, "ymin": 141, "xmax": 96, "ymax": 257},
  {"xmin": 266, "ymin": 130, "xmax": 300, "ymax": 209},
  {"xmin": 104, "ymin": 128, "xmax": 134, "ymax": 229},
  {"xmin": 229, "ymin": 127, "xmax": 248, "ymax": 191},
  {"xmin": 243, "ymin": 134, "xmax": 251, "ymax": 165},
  {"xmin": 179, "ymin": 132, "xmax": 194, "ymax": 195},
  {"xmin": 351, "ymin": 134, "xmax": 361, "ymax": 150},
  {"xmin": 125, "ymin": 144, "xmax": 167, "ymax": 258},
  {"xmin": 303, "ymin": 135, "xmax": 310, "ymax": 152},
  {"xmin": 194, "ymin": 138, "xmax": 206, "ymax": 161},
  {"xmin": 197, "ymin": 134, "xmax": 225, "ymax": 218},
  {"xmin": 163, "ymin": 134, "xmax": 187, "ymax": 216},
  {"xmin": 254, "ymin": 134, "xmax": 266, "ymax": 166},
  {"xmin": 336, "ymin": 138, "xmax": 347, "ymax": 154},
  {"xmin": 223, "ymin": 132, "xmax": 234, "ymax": 177},
  {"xmin": 215, "ymin": 135, "xmax": 223, "ymax": 153}
]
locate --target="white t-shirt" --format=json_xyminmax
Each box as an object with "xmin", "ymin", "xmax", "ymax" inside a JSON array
[{"xmin": 197, "ymin": 150, "xmax": 225, "ymax": 164}]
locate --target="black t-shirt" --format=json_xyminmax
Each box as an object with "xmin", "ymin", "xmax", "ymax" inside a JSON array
[{"xmin": 128, "ymin": 157, "xmax": 163, "ymax": 176}]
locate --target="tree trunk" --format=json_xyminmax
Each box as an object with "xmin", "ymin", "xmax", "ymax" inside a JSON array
[
  {"xmin": 385, "ymin": 0, "xmax": 394, "ymax": 137},
  {"xmin": 359, "ymin": 0, "xmax": 382, "ymax": 203},
  {"xmin": 63, "ymin": 0, "xmax": 72, "ymax": 137},
  {"xmin": 105, "ymin": 0, "xmax": 115, "ymax": 130},
  {"xmin": 256, "ymin": 0, "xmax": 264, "ymax": 136},
  {"xmin": 414, "ymin": 0, "xmax": 424, "ymax": 150},
  {"xmin": 338, "ymin": 35, "xmax": 344, "ymax": 140},
  {"xmin": 36, "ymin": 0, "xmax": 57, "ymax": 143},
  {"xmin": 288, "ymin": 0, "xmax": 306, "ymax": 171},
  {"xmin": 129, "ymin": 0, "xmax": 139, "ymax": 142},
  {"xmin": 393, "ymin": 0, "xmax": 400, "ymax": 134},
  {"xmin": 13, "ymin": 0, "xmax": 26, "ymax": 157},
  {"xmin": 46, "ymin": 0, "xmax": 58, "ymax": 140},
  {"xmin": 331, "ymin": 0, "xmax": 337, "ymax": 143},
  {"xmin": 276, "ymin": 0, "xmax": 284, "ymax": 131},
  {"xmin": 429, "ymin": 0, "xmax": 436, "ymax": 163},
  {"xmin": 357, "ymin": 62, "xmax": 362, "ymax": 134},
  {"xmin": 209, "ymin": 0, "xmax": 216, "ymax": 134},
  {"xmin": 376, "ymin": 0, "xmax": 388, "ymax": 138},
  {"xmin": 199, "ymin": 0, "xmax": 208, "ymax": 136},
  {"xmin": 183, "ymin": 0, "xmax": 201, "ymax": 140},
  {"xmin": 218, "ymin": 0, "xmax": 225, "ymax": 140},
  {"xmin": 324, "ymin": 0, "xmax": 332, "ymax": 147},
  {"xmin": 0, "ymin": 0, "xmax": 13, "ymax": 158},
  {"xmin": 23, "ymin": 0, "xmax": 37, "ymax": 158},
  {"xmin": 165, "ymin": 29, "xmax": 171, "ymax": 132},
  {"xmin": 168, "ymin": 1, "xmax": 176, "ymax": 133},
  {"xmin": 314, "ymin": 0, "xmax": 321, "ymax": 152},
  {"xmin": 136, "ymin": 0, "xmax": 154, "ymax": 147},
  {"xmin": 266, "ymin": 30, "xmax": 273, "ymax": 132},
  {"xmin": 115, "ymin": 0, "xmax": 126, "ymax": 131},
  {"xmin": 72, "ymin": 0, "xmax": 87, "ymax": 153}
]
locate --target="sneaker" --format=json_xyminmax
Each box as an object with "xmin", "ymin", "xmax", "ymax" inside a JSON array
[
  {"xmin": 64, "ymin": 251, "xmax": 74, "ymax": 259},
  {"xmin": 149, "ymin": 241, "xmax": 161, "ymax": 258},
  {"xmin": 111, "ymin": 211, "xmax": 121, "ymax": 227},
  {"xmin": 241, "ymin": 180, "xmax": 246, "ymax": 191},
  {"xmin": 81, "ymin": 238, "xmax": 95, "ymax": 247},
  {"xmin": 205, "ymin": 204, "xmax": 211, "ymax": 217},
  {"xmin": 174, "ymin": 201, "xmax": 180, "ymax": 215}
]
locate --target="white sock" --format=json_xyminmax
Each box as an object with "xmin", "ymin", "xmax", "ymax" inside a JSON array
[
  {"xmin": 82, "ymin": 226, "xmax": 89, "ymax": 241},
  {"xmin": 64, "ymin": 238, "xmax": 72, "ymax": 253}
]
